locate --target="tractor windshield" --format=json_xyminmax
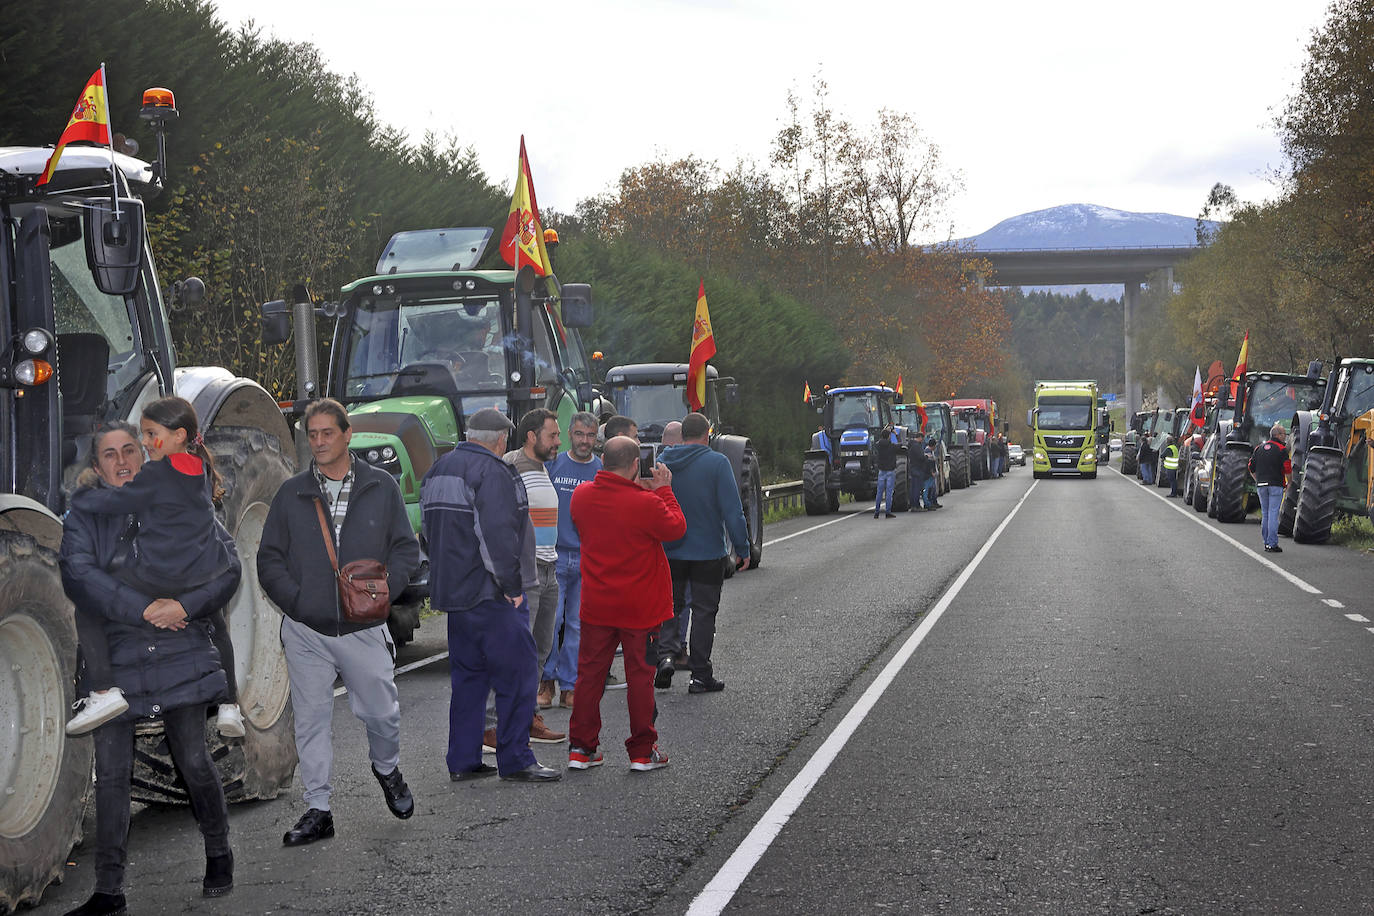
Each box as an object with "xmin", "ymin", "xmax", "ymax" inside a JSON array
[
  {"xmin": 1248, "ymin": 378, "xmax": 1324, "ymax": 428},
  {"xmin": 831, "ymin": 392, "xmax": 881, "ymax": 430},
  {"xmin": 611, "ymin": 382, "xmax": 713, "ymax": 439},
  {"xmin": 343, "ymin": 294, "xmax": 506, "ymax": 399},
  {"xmin": 1338, "ymin": 364, "xmax": 1374, "ymax": 418},
  {"xmin": 50, "ymin": 235, "xmax": 145, "ymax": 400},
  {"xmin": 924, "ymin": 410, "xmax": 947, "ymax": 439},
  {"xmin": 1036, "ymin": 396, "xmax": 1092, "ymax": 430}
]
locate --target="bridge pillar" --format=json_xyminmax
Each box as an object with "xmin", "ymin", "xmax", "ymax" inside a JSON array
[{"xmin": 1124, "ymin": 280, "xmax": 1142, "ymax": 417}]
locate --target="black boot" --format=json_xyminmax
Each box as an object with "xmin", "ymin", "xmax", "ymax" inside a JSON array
[
  {"xmin": 63, "ymin": 892, "xmax": 128, "ymax": 916},
  {"xmin": 203, "ymin": 851, "xmax": 234, "ymax": 897}
]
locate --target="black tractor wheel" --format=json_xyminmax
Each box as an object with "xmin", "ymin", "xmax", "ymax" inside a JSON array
[
  {"xmin": 0, "ymin": 532, "xmax": 92, "ymax": 914},
  {"xmin": 1121, "ymin": 440, "xmax": 1139, "ymax": 476},
  {"xmin": 803, "ymin": 457, "xmax": 832, "ymax": 516},
  {"xmin": 969, "ymin": 443, "xmax": 987, "ymax": 480},
  {"xmin": 739, "ymin": 447, "xmax": 764, "ymax": 568},
  {"xmin": 1277, "ymin": 472, "xmax": 1300, "ymax": 538},
  {"xmin": 948, "ymin": 448, "xmax": 971, "ymax": 489},
  {"xmin": 891, "ymin": 454, "xmax": 910, "ymax": 511},
  {"xmin": 132, "ymin": 427, "xmax": 298, "ymax": 804},
  {"xmin": 1192, "ymin": 475, "xmax": 1208, "ymax": 512},
  {"xmin": 1293, "ymin": 448, "xmax": 1343, "ymax": 544},
  {"xmin": 387, "ymin": 601, "xmax": 422, "ymax": 647},
  {"xmin": 1212, "ymin": 446, "xmax": 1250, "ymax": 523}
]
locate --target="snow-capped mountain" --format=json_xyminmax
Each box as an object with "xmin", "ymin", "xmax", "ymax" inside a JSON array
[{"xmin": 959, "ymin": 203, "xmax": 1216, "ymax": 250}]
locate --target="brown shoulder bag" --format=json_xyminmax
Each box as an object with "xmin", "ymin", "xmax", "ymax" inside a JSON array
[{"xmin": 315, "ymin": 499, "xmax": 390, "ymax": 624}]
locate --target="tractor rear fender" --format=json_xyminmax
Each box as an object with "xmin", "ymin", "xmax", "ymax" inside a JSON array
[
  {"xmin": 954, "ymin": 429, "xmax": 969, "ymax": 447},
  {"xmin": 189, "ymin": 375, "xmax": 293, "ymax": 448},
  {"xmin": 804, "ymin": 447, "xmax": 831, "ymax": 464},
  {"xmin": 1292, "ymin": 410, "xmax": 1319, "ymax": 465},
  {"xmin": 713, "ymin": 433, "xmax": 750, "ymax": 489},
  {"xmin": 0, "ymin": 496, "xmax": 64, "ymax": 552}
]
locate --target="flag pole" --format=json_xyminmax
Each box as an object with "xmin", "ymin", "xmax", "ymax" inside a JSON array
[{"xmin": 101, "ymin": 62, "xmax": 121, "ymax": 219}]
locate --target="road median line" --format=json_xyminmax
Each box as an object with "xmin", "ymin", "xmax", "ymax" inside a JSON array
[{"xmin": 685, "ymin": 480, "xmax": 1040, "ymax": 916}]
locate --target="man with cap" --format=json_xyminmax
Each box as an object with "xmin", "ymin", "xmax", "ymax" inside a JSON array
[{"xmin": 420, "ymin": 407, "xmax": 560, "ymax": 782}]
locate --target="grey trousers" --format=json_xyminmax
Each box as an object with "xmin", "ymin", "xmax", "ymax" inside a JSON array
[
  {"xmin": 485, "ymin": 558, "xmax": 558, "ymax": 728},
  {"xmin": 281, "ymin": 616, "xmax": 400, "ymax": 811}
]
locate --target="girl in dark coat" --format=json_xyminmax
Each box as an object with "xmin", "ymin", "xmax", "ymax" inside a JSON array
[{"xmin": 59, "ymin": 421, "xmax": 241, "ymax": 916}]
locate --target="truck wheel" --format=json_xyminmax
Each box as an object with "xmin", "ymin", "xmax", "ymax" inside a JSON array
[
  {"xmin": 1293, "ymin": 448, "xmax": 1343, "ymax": 544},
  {"xmin": 1277, "ymin": 473, "xmax": 1299, "ymax": 538},
  {"xmin": 740, "ymin": 448, "xmax": 764, "ymax": 568},
  {"xmin": 891, "ymin": 455, "xmax": 910, "ymax": 511},
  {"xmin": 0, "ymin": 533, "xmax": 92, "ymax": 914},
  {"xmin": 948, "ymin": 449, "xmax": 970, "ymax": 489},
  {"xmin": 387, "ymin": 602, "xmax": 422, "ymax": 648},
  {"xmin": 1212, "ymin": 446, "xmax": 1250, "ymax": 523},
  {"xmin": 131, "ymin": 427, "xmax": 298, "ymax": 804},
  {"xmin": 803, "ymin": 457, "xmax": 832, "ymax": 516},
  {"xmin": 1121, "ymin": 441, "xmax": 1138, "ymax": 476}
]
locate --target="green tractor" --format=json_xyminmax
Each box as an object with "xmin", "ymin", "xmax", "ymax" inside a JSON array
[
  {"xmin": 264, "ymin": 227, "xmax": 597, "ymax": 644},
  {"xmin": 599, "ymin": 362, "xmax": 763, "ymax": 567},
  {"xmin": 1285, "ymin": 358, "xmax": 1374, "ymax": 543},
  {"xmin": 1208, "ymin": 371, "xmax": 1326, "ymax": 523}
]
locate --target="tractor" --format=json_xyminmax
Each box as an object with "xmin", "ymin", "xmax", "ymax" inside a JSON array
[
  {"xmin": 1, "ymin": 90, "xmax": 297, "ymax": 911},
  {"xmin": 1119, "ymin": 409, "xmax": 1150, "ymax": 476},
  {"xmin": 263, "ymin": 227, "xmax": 598, "ymax": 645},
  {"xmin": 893, "ymin": 401, "xmax": 951, "ymax": 497},
  {"xmin": 948, "ymin": 397, "xmax": 998, "ymax": 480},
  {"xmin": 928, "ymin": 401, "xmax": 971, "ymax": 489},
  {"xmin": 1285, "ymin": 358, "xmax": 1374, "ymax": 542},
  {"xmin": 802, "ymin": 385, "xmax": 908, "ymax": 514},
  {"xmin": 1208, "ymin": 371, "xmax": 1326, "ymax": 523},
  {"xmin": 599, "ymin": 361, "xmax": 764, "ymax": 567}
]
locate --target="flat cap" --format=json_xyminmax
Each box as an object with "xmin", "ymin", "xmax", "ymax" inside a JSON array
[{"xmin": 467, "ymin": 407, "xmax": 514, "ymax": 433}]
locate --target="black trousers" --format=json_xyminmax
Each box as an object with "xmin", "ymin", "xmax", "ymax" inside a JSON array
[
  {"xmin": 657, "ymin": 558, "xmax": 726, "ymax": 681},
  {"xmin": 92, "ymin": 706, "xmax": 230, "ymax": 894}
]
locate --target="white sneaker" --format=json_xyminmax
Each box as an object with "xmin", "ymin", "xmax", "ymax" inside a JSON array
[
  {"xmin": 216, "ymin": 703, "xmax": 246, "ymax": 738},
  {"xmin": 66, "ymin": 688, "xmax": 128, "ymax": 736}
]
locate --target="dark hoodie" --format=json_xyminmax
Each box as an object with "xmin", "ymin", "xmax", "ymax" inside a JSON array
[{"xmin": 658, "ymin": 443, "xmax": 750, "ymax": 562}]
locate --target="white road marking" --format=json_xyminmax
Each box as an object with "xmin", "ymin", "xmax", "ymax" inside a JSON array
[
  {"xmin": 762, "ymin": 511, "xmax": 856, "ymax": 548},
  {"xmin": 1323, "ymin": 598, "xmax": 1346, "ymax": 609},
  {"xmin": 335, "ymin": 649, "xmax": 450, "ymax": 697},
  {"xmin": 685, "ymin": 481, "xmax": 1040, "ymax": 916},
  {"xmin": 1115, "ymin": 467, "xmax": 1322, "ymax": 595},
  {"xmin": 1345, "ymin": 614, "xmax": 1369, "ymax": 623}
]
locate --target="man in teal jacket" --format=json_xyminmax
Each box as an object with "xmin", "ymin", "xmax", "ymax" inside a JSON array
[{"xmin": 653, "ymin": 412, "xmax": 751, "ymax": 694}]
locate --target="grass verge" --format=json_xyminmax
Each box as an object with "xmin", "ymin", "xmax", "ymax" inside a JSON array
[{"xmin": 1331, "ymin": 514, "xmax": 1374, "ymax": 552}]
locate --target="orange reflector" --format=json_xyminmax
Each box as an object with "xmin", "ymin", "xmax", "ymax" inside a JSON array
[
  {"xmin": 142, "ymin": 87, "xmax": 176, "ymax": 109},
  {"xmin": 530, "ymin": 386, "xmax": 547, "ymax": 396},
  {"xmin": 14, "ymin": 358, "xmax": 52, "ymax": 386}
]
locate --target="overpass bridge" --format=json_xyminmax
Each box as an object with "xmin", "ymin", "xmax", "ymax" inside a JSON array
[{"xmin": 971, "ymin": 245, "xmax": 1203, "ymax": 417}]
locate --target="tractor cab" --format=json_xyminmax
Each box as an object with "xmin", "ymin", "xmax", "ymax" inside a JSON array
[{"xmin": 601, "ymin": 362, "xmax": 735, "ymax": 448}]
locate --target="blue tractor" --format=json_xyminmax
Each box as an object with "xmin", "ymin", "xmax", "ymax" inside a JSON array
[{"xmin": 802, "ymin": 385, "xmax": 908, "ymax": 514}]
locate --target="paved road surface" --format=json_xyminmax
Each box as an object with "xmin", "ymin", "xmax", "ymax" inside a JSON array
[{"xmin": 36, "ymin": 463, "xmax": 1374, "ymax": 914}]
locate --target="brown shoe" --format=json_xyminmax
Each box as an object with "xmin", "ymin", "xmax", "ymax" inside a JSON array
[
  {"xmin": 559, "ymin": 689, "xmax": 574, "ymax": 709},
  {"xmin": 536, "ymin": 679, "xmax": 555, "ymax": 709},
  {"xmin": 482, "ymin": 728, "xmax": 497, "ymax": 754},
  {"xmin": 530, "ymin": 713, "xmax": 566, "ymax": 744}
]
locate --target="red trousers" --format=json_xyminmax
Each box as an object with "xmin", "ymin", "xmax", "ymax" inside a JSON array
[{"xmin": 570, "ymin": 622, "xmax": 659, "ymax": 760}]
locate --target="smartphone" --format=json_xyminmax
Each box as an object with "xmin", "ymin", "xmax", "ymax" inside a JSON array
[{"xmin": 639, "ymin": 444, "xmax": 656, "ymax": 478}]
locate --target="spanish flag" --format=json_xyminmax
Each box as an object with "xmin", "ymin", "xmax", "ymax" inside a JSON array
[
  {"xmin": 912, "ymin": 384, "xmax": 928, "ymax": 430},
  {"xmin": 37, "ymin": 68, "xmax": 111, "ymax": 187},
  {"xmin": 498, "ymin": 136, "xmax": 552, "ymax": 276},
  {"xmin": 687, "ymin": 281, "xmax": 715, "ymax": 412},
  {"xmin": 895, "ymin": 375, "xmax": 903, "ymax": 397},
  {"xmin": 803, "ymin": 381, "xmax": 812, "ymax": 403},
  {"xmin": 1228, "ymin": 331, "xmax": 1249, "ymax": 404}
]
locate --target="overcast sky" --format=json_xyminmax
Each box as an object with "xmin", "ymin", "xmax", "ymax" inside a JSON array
[{"xmin": 210, "ymin": 0, "xmax": 1331, "ymax": 241}]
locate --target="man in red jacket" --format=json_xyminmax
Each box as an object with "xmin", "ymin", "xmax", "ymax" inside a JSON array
[{"xmin": 567, "ymin": 436, "xmax": 686, "ymax": 771}]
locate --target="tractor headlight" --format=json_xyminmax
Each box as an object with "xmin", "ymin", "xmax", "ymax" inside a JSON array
[
  {"xmin": 382, "ymin": 446, "xmax": 396, "ymax": 461},
  {"xmin": 367, "ymin": 449, "xmax": 381, "ymax": 463},
  {"xmin": 22, "ymin": 328, "xmax": 53, "ymax": 355}
]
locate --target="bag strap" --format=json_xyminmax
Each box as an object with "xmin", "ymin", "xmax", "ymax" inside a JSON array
[{"xmin": 314, "ymin": 498, "xmax": 341, "ymax": 575}]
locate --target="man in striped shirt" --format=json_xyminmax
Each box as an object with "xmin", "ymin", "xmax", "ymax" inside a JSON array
[{"xmin": 504, "ymin": 409, "xmax": 565, "ymax": 744}]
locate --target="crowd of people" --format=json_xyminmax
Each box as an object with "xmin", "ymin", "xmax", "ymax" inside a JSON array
[{"xmin": 57, "ymin": 397, "xmax": 751, "ymax": 915}]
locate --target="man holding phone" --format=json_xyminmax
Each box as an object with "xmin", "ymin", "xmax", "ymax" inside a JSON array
[{"xmin": 654, "ymin": 412, "xmax": 751, "ymax": 694}]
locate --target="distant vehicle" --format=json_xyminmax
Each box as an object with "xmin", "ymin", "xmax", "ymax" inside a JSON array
[
  {"xmin": 1007, "ymin": 444, "xmax": 1025, "ymax": 466},
  {"xmin": 1109, "ymin": 437, "xmax": 1122, "ymax": 452}
]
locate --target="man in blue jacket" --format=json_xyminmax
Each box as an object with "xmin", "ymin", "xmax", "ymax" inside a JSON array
[
  {"xmin": 420, "ymin": 407, "xmax": 561, "ymax": 782},
  {"xmin": 653, "ymin": 412, "xmax": 750, "ymax": 694}
]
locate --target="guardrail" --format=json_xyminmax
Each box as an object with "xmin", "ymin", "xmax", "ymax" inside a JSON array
[{"xmin": 763, "ymin": 480, "xmax": 803, "ymax": 513}]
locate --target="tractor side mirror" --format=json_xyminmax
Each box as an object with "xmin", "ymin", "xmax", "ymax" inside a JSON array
[
  {"xmin": 83, "ymin": 198, "xmax": 145, "ymax": 296},
  {"xmin": 725, "ymin": 383, "xmax": 740, "ymax": 403},
  {"xmin": 1002, "ymin": 421, "xmax": 1009, "ymax": 434},
  {"xmin": 560, "ymin": 283, "xmax": 593, "ymax": 328},
  {"xmin": 261, "ymin": 300, "xmax": 291, "ymax": 346}
]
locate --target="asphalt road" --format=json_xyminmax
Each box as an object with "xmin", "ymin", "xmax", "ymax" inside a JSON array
[{"xmin": 36, "ymin": 462, "xmax": 1374, "ymax": 915}]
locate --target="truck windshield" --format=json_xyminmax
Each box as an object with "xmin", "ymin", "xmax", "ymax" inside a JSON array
[
  {"xmin": 1248, "ymin": 379, "xmax": 1324, "ymax": 427},
  {"xmin": 611, "ymin": 383, "xmax": 697, "ymax": 437},
  {"xmin": 1037, "ymin": 397, "xmax": 1092, "ymax": 430},
  {"xmin": 344, "ymin": 294, "xmax": 505, "ymax": 398},
  {"xmin": 50, "ymin": 237, "xmax": 144, "ymax": 399},
  {"xmin": 832, "ymin": 392, "xmax": 880, "ymax": 430}
]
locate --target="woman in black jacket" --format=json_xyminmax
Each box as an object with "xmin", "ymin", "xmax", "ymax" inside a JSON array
[{"xmin": 59, "ymin": 421, "xmax": 241, "ymax": 916}]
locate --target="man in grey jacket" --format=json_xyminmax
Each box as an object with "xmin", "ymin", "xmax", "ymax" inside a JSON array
[{"xmin": 258, "ymin": 398, "xmax": 420, "ymax": 847}]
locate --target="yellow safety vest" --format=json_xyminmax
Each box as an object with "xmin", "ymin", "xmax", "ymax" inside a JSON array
[{"xmin": 1162, "ymin": 444, "xmax": 1180, "ymax": 471}]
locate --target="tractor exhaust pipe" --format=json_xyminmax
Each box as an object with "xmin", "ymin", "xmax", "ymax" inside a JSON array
[{"xmin": 292, "ymin": 283, "xmax": 319, "ymax": 403}]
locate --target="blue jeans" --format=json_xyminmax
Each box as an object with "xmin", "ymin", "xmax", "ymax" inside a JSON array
[
  {"xmin": 923, "ymin": 475, "xmax": 938, "ymax": 506},
  {"xmin": 542, "ymin": 551, "xmax": 583, "ymax": 689},
  {"xmin": 1142, "ymin": 462, "xmax": 1155, "ymax": 485},
  {"xmin": 875, "ymin": 470, "xmax": 895, "ymax": 513},
  {"xmin": 1258, "ymin": 484, "xmax": 1282, "ymax": 548}
]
